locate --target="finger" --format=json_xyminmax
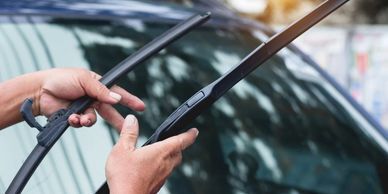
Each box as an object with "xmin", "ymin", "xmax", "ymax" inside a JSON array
[
  {"xmin": 161, "ymin": 128, "xmax": 199, "ymax": 153},
  {"xmin": 80, "ymin": 108, "xmax": 97, "ymax": 127},
  {"xmin": 118, "ymin": 115, "xmax": 139, "ymax": 151},
  {"xmin": 111, "ymin": 86, "xmax": 145, "ymax": 112},
  {"xmin": 68, "ymin": 114, "xmax": 82, "ymax": 128},
  {"xmin": 95, "ymin": 103, "xmax": 124, "ymax": 131},
  {"xmin": 40, "ymin": 94, "xmax": 70, "ymax": 117},
  {"xmin": 79, "ymin": 72, "xmax": 122, "ymax": 104},
  {"xmin": 89, "ymin": 71, "xmax": 144, "ymax": 111}
]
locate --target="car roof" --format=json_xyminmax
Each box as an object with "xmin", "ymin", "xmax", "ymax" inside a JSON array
[
  {"xmin": 0, "ymin": 0, "xmax": 192, "ymax": 19},
  {"xmin": 0, "ymin": 0, "xmax": 269, "ymax": 32}
]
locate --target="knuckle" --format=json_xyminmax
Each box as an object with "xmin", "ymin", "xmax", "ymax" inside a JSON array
[
  {"xmin": 121, "ymin": 131, "xmax": 138, "ymax": 140},
  {"xmin": 90, "ymin": 71, "xmax": 101, "ymax": 79},
  {"xmin": 174, "ymin": 137, "xmax": 184, "ymax": 151},
  {"xmin": 127, "ymin": 132, "xmax": 138, "ymax": 140},
  {"xmin": 95, "ymin": 84, "xmax": 107, "ymax": 98}
]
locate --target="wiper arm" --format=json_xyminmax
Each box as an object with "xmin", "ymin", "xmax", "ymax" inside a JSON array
[{"xmin": 6, "ymin": 12, "xmax": 211, "ymax": 194}]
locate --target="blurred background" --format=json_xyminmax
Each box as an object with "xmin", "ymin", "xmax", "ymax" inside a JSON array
[{"xmin": 175, "ymin": 0, "xmax": 388, "ymax": 129}]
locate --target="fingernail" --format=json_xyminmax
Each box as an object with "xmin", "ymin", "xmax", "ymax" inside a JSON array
[
  {"xmin": 85, "ymin": 119, "xmax": 91, "ymax": 126},
  {"xmin": 193, "ymin": 128, "xmax": 199, "ymax": 137},
  {"xmin": 109, "ymin": 92, "xmax": 122, "ymax": 102},
  {"xmin": 124, "ymin": 115, "xmax": 136, "ymax": 131},
  {"xmin": 70, "ymin": 114, "xmax": 79, "ymax": 122}
]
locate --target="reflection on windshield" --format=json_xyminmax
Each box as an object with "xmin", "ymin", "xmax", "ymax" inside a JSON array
[
  {"xmin": 0, "ymin": 17, "xmax": 115, "ymax": 194},
  {"xmin": 0, "ymin": 16, "xmax": 386, "ymax": 194}
]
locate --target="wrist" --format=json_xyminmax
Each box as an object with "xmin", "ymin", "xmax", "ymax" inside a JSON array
[
  {"xmin": 31, "ymin": 71, "xmax": 46, "ymax": 116},
  {"xmin": 0, "ymin": 70, "xmax": 45, "ymax": 128},
  {"xmin": 107, "ymin": 177, "xmax": 147, "ymax": 194},
  {"xmin": 21, "ymin": 71, "xmax": 46, "ymax": 116}
]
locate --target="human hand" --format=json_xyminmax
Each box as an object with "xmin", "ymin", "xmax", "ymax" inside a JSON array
[
  {"xmin": 37, "ymin": 68, "xmax": 145, "ymax": 129},
  {"xmin": 105, "ymin": 115, "xmax": 199, "ymax": 194}
]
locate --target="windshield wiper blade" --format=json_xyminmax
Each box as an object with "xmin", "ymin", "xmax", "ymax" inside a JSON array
[
  {"xmin": 143, "ymin": 0, "xmax": 349, "ymax": 145},
  {"xmin": 6, "ymin": 12, "xmax": 211, "ymax": 194},
  {"xmin": 97, "ymin": 1, "xmax": 349, "ymax": 193}
]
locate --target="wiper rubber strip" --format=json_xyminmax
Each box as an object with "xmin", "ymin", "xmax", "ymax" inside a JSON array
[{"xmin": 6, "ymin": 12, "xmax": 211, "ymax": 194}]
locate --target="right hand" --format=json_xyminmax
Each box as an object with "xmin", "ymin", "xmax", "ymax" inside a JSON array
[{"xmin": 105, "ymin": 115, "xmax": 199, "ymax": 194}]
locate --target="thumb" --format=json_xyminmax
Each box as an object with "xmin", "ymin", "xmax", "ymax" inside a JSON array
[
  {"xmin": 118, "ymin": 115, "xmax": 139, "ymax": 151},
  {"xmin": 79, "ymin": 74, "xmax": 121, "ymax": 104},
  {"xmin": 161, "ymin": 128, "xmax": 199, "ymax": 153}
]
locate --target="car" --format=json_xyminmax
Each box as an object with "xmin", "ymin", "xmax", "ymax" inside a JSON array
[{"xmin": 0, "ymin": 0, "xmax": 387, "ymax": 194}]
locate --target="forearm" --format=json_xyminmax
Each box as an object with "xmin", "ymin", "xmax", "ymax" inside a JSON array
[{"xmin": 0, "ymin": 71, "xmax": 44, "ymax": 129}]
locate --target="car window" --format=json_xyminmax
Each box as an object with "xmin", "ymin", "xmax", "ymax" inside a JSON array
[{"xmin": 0, "ymin": 16, "xmax": 387, "ymax": 194}]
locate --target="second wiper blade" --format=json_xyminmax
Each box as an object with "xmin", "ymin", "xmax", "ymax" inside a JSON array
[{"xmin": 144, "ymin": 0, "xmax": 349, "ymax": 145}]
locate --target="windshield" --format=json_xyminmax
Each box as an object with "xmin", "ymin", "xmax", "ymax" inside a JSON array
[{"xmin": 0, "ymin": 16, "xmax": 387, "ymax": 194}]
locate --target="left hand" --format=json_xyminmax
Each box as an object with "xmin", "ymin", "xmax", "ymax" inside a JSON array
[
  {"xmin": 38, "ymin": 68, "xmax": 145, "ymax": 129},
  {"xmin": 105, "ymin": 115, "xmax": 198, "ymax": 194}
]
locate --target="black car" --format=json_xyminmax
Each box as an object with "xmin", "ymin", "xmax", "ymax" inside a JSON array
[{"xmin": 0, "ymin": 0, "xmax": 387, "ymax": 194}]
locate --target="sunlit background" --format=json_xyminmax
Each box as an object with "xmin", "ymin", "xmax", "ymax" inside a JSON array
[
  {"xmin": 196, "ymin": 0, "xmax": 388, "ymax": 129},
  {"xmin": 211, "ymin": 0, "xmax": 387, "ymax": 24},
  {"xmin": 244, "ymin": 0, "xmax": 388, "ymax": 128}
]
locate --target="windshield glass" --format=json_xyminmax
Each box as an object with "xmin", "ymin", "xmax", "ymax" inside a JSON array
[{"xmin": 0, "ymin": 16, "xmax": 387, "ymax": 194}]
